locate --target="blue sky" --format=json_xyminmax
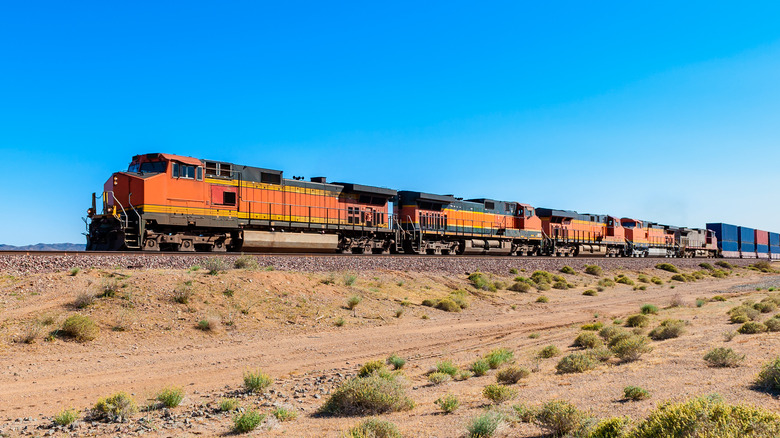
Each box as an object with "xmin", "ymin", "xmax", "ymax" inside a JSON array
[{"xmin": 2, "ymin": 1, "xmax": 780, "ymax": 245}]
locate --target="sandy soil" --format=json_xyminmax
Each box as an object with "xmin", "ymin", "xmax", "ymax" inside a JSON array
[{"xmin": 0, "ymin": 261, "xmax": 778, "ymax": 437}]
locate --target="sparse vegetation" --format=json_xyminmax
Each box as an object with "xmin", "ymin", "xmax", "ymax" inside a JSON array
[
  {"xmin": 538, "ymin": 345, "xmax": 560, "ymax": 359},
  {"xmin": 172, "ymin": 284, "xmax": 193, "ymax": 304},
  {"xmin": 234, "ymin": 255, "xmax": 259, "ymax": 269},
  {"xmin": 61, "ymin": 314, "xmax": 99, "ymax": 342},
  {"xmin": 466, "ymin": 411, "xmax": 504, "ymax": 438},
  {"xmin": 739, "ymin": 321, "xmax": 767, "ymax": 334},
  {"xmin": 560, "ymin": 265, "xmax": 576, "ymax": 275},
  {"xmin": 482, "ymin": 383, "xmax": 517, "ymax": 404},
  {"xmin": 218, "ymin": 398, "xmax": 240, "ymax": 412},
  {"xmin": 319, "ymin": 374, "xmax": 414, "ymax": 416},
  {"xmin": 434, "ymin": 393, "xmax": 459, "ymax": 413},
  {"xmin": 623, "ymin": 385, "xmax": 650, "ymax": 401},
  {"xmin": 272, "ymin": 406, "xmax": 298, "ymax": 422},
  {"xmin": 534, "ymin": 399, "xmax": 588, "ymax": 437},
  {"xmin": 335, "ymin": 317, "xmax": 346, "ymax": 327},
  {"xmin": 233, "ymin": 408, "xmax": 265, "ymax": 433},
  {"xmin": 156, "ymin": 386, "xmax": 184, "ymax": 408},
  {"xmin": 74, "ymin": 292, "xmax": 95, "ymax": 308},
  {"xmin": 202, "ymin": 257, "xmax": 226, "ymax": 275},
  {"xmin": 640, "ymin": 304, "xmax": 659, "ymax": 315},
  {"xmin": 611, "ymin": 335, "xmax": 652, "ymax": 362},
  {"xmin": 484, "ymin": 348, "xmax": 514, "ymax": 369},
  {"xmin": 54, "ymin": 408, "xmax": 78, "ymax": 426},
  {"xmin": 470, "ymin": 359, "xmax": 490, "ymax": 377},
  {"xmin": 347, "ymin": 418, "xmax": 401, "ymax": 438},
  {"xmin": 496, "ymin": 365, "xmax": 530, "ymax": 384},
  {"xmin": 626, "ymin": 314, "xmax": 649, "ymax": 328},
  {"xmin": 648, "ymin": 319, "xmax": 686, "ymax": 340},
  {"xmin": 574, "ymin": 331, "xmax": 602, "ymax": 349},
  {"xmin": 704, "ymin": 347, "xmax": 745, "ymax": 368},
  {"xmin": 346, "ymin": 295, "xmax": 362, "ymax": 310},
  {"xmin": 585, "ymin": 265, "xmax": 603, "ymax": 276},
  {"xmin": 243, "ymin": 369, "xmax": 273, "ymax": 393},
  {"xmin": 655, "ymin": 263, "xmax": 679, "ymax": 273},
  {"xmin": 556, "ymin": 352, "xmax": 598, "ymax": 374},
  {"xmin": 344, "ymin": 274, "xmax": 358, "ymax": 286},
  {"xmin": 386, "ymin": 354, "xmax": 406, "ymax": 370},
  {"xmin": 93, "ymin": 392, "xmax": 138, "ymax": 422},
  {"xmin": 197, "ymin": 316, "xmax": 219, "ymax": 331}
]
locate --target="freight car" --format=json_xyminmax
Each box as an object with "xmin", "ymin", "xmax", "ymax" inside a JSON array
[{"xmin": 86, "ymin": 153, "xmax": 769, "ymax": 258}]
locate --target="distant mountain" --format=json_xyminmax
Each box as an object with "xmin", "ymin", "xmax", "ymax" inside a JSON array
[{"xmin": 0, "ymin": 243, "xmax": 86, "ymax": 251}]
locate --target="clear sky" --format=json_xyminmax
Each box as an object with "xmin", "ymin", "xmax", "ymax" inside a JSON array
[{"xmin": 2, "ymin": 1, "xmax": 780, "ymax": 245}]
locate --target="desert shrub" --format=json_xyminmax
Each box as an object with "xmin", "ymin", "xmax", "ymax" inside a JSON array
[
  {"xmin": 599, "ymin": 326, "xmax": 626, "ymax": 342},
  {"xmin": 536, "ymin": 283, "xmax": 551, "ymax": 291},
  {"xmin": 234, "ymin": 255, "xmax": 258, "ymax": 269},
  {"xmin": 93, "ymin": 392, "xmax": 138, "ymax": 422},
  {"xmin": 54, "ymin": 408, "xmax": 78, "ymax": 426},
  {"xmin": 552, "ymin": 280, "xmax": 569, "ymax": 290},
  {"xmin": 272, "ymin": 406, "xmax": 297, "ymax": 422},
  {"xmin": 696, "ymin": 298, "xmax": 706, "ymax": 307},
  {"xmin": 754, "ymin": 301, "xmax": 777, "ymax": 313},
  {"xmin": 648, "ymin": 319, "xmax": 686, "ymax": 340},
  {"xmin": 616, "ymin": 275, "xmax": 635, "ymax": 286},
  {"xmin": 581, "ymin": 322, "xmax": 603, "ymax": 331},
  {"xmin": 529, "ymin": 332, "xmax": 540, "ymax": 339},
  {"xmin": 588, "ymin": 417, "xmax": 630, "ymax": 438},
  {"xmin": 630, "ymin": 394, "xmax": 780, "ymax": 438},
  {"xmin": 335, "ymin": 317, "xmax": 346, "ymax": 327},
  {"xmin": 156, "ymin": 386, "xmax": 184, "ymax": 408},
  {"xmin": 233, "ymin": 409, "xmax": 265, "ymax": 433},
  {"xmin": 512, "ymin": 404, "xmax": 538, "ymax": 423},
  {"xmin": 457, "ymin": 370, "xmax": 474, "ymax": 381},
  {"xmin": 655, "ymin": 263, "xmax": 679, "ymax": 273},
  {"xmin": 435, "ymin": 359, "xmax": 459, "ymax": 376},
  {"xmin": 538, "ymin": 345, "xmax": 560, "ymax": 359},
  {"xmin": 574, "ymin": 332, "xmax": 603, "ymax": 349},
  {"xmin": 625, "ymin": 314, "xmax": 649, "ymax": 328},
  {"xmin": 704, "ymin": 347, "xmax": 745, "ymax": 368},
  {"xmin": 716, "ymin": 260, "xmax": 734, "ymax": 269},
  {"xmin": 583, "ymin": 289, "xmax": 598, "ymax": 296},
  {"xmin": 509, "ymin": 268, "xmax": 519, "ymax": 274},
  {"xmin": 508, "ymin": 281, "xmax": 532, "ymax": 292},
  {"xmin": 428, "ymin": 372, "xmax": 451, "ymax": 385},
  {"xmin": 435, "ymin": 393, "xmax": 460, "ymax": 413},
  {"xmin": 536, "ymin": 295, "xmax": 549, "ymax": 303},
  {"xmin": 765, "ymin": 318, "xmax": 780, "ymax": 332},
  {"xmin": 739, "ymin": 321, "xmax": 767, "ymax": 334},
  {"xmin": 556, "ymin": 352, "xmax": 598, "ymax": 374},
  {"xmin": 61, "ymin": 314, "xmax": 99, "ymax": 342},
  {"xmin": 470, "ymin": 359, "xmax": 490, "ymax": 376},
  {"xmin": 74, "ymin": 292, "xmax": 95, "ymax": 309},
  {"xmin": 358, "ymin": 360, "xmax": 387, "ymax": 377},
  {"xmin": 319, "ymin": 374, "xmax": 414, "ymax": 416},
  {"xmin": 197, "ymin": 317, "xmax": 219, "ymax": 331},
  {"xmin": 651, "ymin": 276, "xmax": 663, "ymax": 285},
  {"xmin": 531, "ymin": 270, "xmax": 554, "ymax": 284},
  {"xmin": 534, "ymin": 399, "xmax": 588, "ymax": 437},
  {"xmin": 347, "ymin": 418, "xmax": 401, "ymax": 438},
  {"xmin": 624, "ymin": 385, "xmax": 650, "ymax": 401},
  {"xmin": 636, "ymin": 274, "xmax": 649, "ymax": 283},
  {"xmin": 435, "ymin": 297, "xmax": 461, "ymax": 312},
  {"xmin": 202, "ymin": 257, "xmax": 226, "ymax": 275},
  {"xmin": 469, "ymin": 272, "xmax": 497, "ymax": 291},
  {"xmin": 346, "ymin": 295, "xmax": 362, "ymax": 310},
  {"xmin": 699, "ymin": 262, "xmax": 714, "ymax": 270},
  {"xmin": 243, "ymin": 369, "xmax": 273, "ymax": 393},
  {"xmin": 598, "ymin": 278, "xmax": 616, "ymax": 288},
  {"xmin": 344, "ymin": 274, "xmax": 358, "ymax": 286},
  {"xmin": 755, "ymin": 357, "xmax": 780, "ymax": 392},
  {"xmin": 386, "ymin": 354, "xmax": 405, "ymax": 370},
  {"xmin": 496, "ymin": 365, "xmax": 530, "ymax": 384},
  {"xmin": 482, "ymin": 384, "xmax": 517, "ymax": 404},
  {"xmin": 218, "ymin": 398, "xmax": 240, "ymax": 412},
  {"xmin": 670, "ymin": 274, "xmax": 687, "ymax": 282},
  {"xmin": 589, "ymin": 347, "xmax": 613, "ymax": 362},
  {"xmin": 640, "ymin": 304, "xmax": 659, "ymax": 315},
  {"xmin": 611, "ymin": 335, "xmax": 652, "ymax": 362},
  {"xmin": 560, "ymin": 266, "xmax": 577, "ymax": 275},
  {"xmin": 710, "ymin": 269, "xmax": 728, "ymax": 278},
  {"xmin": 16, "ymin": 322, "xmax": 43, "ymax": 344},
  {"xmin": 752, "ymin": 260, "xmax": 774, "ymax": 272},
  {"xmin": 484, "ymin": 348, "xmax": 514, "ymax": 369},
  {"xmin": 172, "ymin": 285, "xmax": 193, "ymax": 304},
  {"xmin": 466, "ymin": 411, "xmax": 504, "ymax": 438},
  {"xmin": 585, "ymin": 265, "xmax": 603, "ymax": 276}
]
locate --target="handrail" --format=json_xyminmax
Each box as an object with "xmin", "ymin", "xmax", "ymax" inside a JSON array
[{"xmin": 103, "ymin": 191, "xmax": 129, "ymax": 228}]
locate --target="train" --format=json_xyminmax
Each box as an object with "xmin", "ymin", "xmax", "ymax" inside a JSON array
[{"xmin": 86, "ymin": 153, "xmax": 778, "ymax": 259}]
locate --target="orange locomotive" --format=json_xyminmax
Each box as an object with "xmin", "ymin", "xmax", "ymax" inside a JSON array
[{"xmin": 87, "ymin": 153, "xmax": 396, "ymax": 253}]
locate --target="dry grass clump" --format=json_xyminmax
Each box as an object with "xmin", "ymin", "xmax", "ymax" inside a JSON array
[
  {"xmin": 218, "ymin": 398, "xmax": 240, "ymax": 412},
  {"xmin": 243, "ymin": 369, "xmax": 273, "ymax": 393},
  {"xmin": 765, "ymin": 318, "xmax": 780, "ymax": 332},
  {"xmin": 468, "ymin": 272, "xmax": 497, "ymax": 292},
  {"xmin": 582, "ymin": 289, "xmax": 597, "ymax": 296},
  {"xmin": 428, "ymin": 372, "xmax": 451, "ymax": 385},
  {"xmin": 74, "ymin": 292, "xmax": 95, "ymax": 309},
  {"xmin": 648, "ymin": 319, "xmax": 686, "ymax": 340},
  {"xmin": 536, "ymin": 295, "xmax": 549, "ymax": 303},
  {"xmin": 17, "ymin": 322, "xmax": 44, "ymax": 344},
  {"xmin": 615, "ymin": 274, "xmax": 635, "ymax": 286},
  {"xmin": 172, "ymin": 284, "xmax": 193, "ymax": 304},
  {"xmin": 202, "ymin": 257, "xmax": 226, "ymax": 275},
  {"xmin": 346, "ymin": 295, "xmax": 362, "ymax": 310},
  {"xmin": 560, "ymin": 265, "xmax": 577, "ymax": 275},
  {"xmin": 319, "ymin": 374, "xmax": 414, "ymax": 416},
  {"xmin": 704, "ymin": 347, "xmax": 745, "ymax": 368},
  {"xmin": 581, "ymin": 322, "xmax": 604, "ymax": 331},
  {"xmin": 482, "ymin": 384, "xmax": 517, "ymax": 404},
  {"xmin": 233, "ymin": 255, "xmax": 258, "ymax": 270},
  {"xmin": 640, "ymin": 304, "xmax": 659, "ymax": 315},
  {"xmin": 93, "ymin": 392, "xmax": 138, "ymax": 422},
  {"xmin": 61, "ymin": 314, "xmax": 99, "ymax": 342},
  {"xmin": 470, "ymin": 359, "xmax": 490, "ymax": 377},
  {"xmin": 272, "ymin": 406, "xmax": 298, "ymax": 422},
  {"xmin": 358, "ymin": 360, "xmax": 387, "ymax": 377},
  {"xmin": 508, "ymin": 281, "xmax": 532, "ymax": 292},
  {"xmin": 197, "ymin": 316, "xmax": 220, "ymax": 331},
  {"xmin": 347, "ymin": 418, "xmax": 401, "ymax": 438},
  {"xmin": 421, "ymin": 290, "xmax": 469, "ymax": 312},
  {"xmin": 495, "ymin": 365, "xmax": 530, "ymax": 384}
]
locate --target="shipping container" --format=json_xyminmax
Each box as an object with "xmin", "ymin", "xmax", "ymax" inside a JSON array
[
  {"xmin": 756, "ymin": 244, "xmax": 769, "ymax": 258},
  {"xmin": 720, "ymin": 240, "xmax": 739, "ymax": 252},
  {"xmin": 770, "ymin": 232, "xmax": 780, "ymax": 247},
  {"xmin": 739, "ymin": 227, "xmax": 755, "ymax": 243},
  {"xmin": 706, "ymin": 223, "xmax": 738, "ymax": 244},
  {"xmin": 755, "ymin": 230, "xmax": 769, "ymax": 245}
]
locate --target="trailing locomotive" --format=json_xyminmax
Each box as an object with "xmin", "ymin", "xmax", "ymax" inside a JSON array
[{"xmin": 86, "ymin": 153, "xmax": 771, "ymax": 258}]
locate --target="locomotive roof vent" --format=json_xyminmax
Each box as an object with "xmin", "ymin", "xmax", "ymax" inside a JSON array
[{"xmin": 311, "ymin": 176, "xmax": 327, "ymax": 183}]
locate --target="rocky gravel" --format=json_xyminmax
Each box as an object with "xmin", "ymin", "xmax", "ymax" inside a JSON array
[{"xmin": 0, "ymin": 253, "xmax": 756, "ymax": 276}]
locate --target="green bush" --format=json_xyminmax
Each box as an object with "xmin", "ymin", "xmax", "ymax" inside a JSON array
[
  {"xmin": 508, "ymin": 281, "xmax": 532, "ymax": 292},
  {"xmin": 589, "ymin": 347, "xmax": 613, "ymax": 362},
  {"xmin": 93, "ymin": 392, "xmax": 138, "ymax": 422},
  {"xmin": 347, "ymin": 418, "xmax": 401, "ymax": 438},
  {"xmin": 496, "ymin": 365, "xmax": 530, "ymax": 384},
  {"xmin": 386, "ymin": 354, "xmax": 406, "ymax": 370},
  {"xmin": 234, "ymin": 255, "xmax": 258, "ymax": 269},
  {"xmin": 457, "ymin": 370, "xmax": 474, "ymax": 381},
  {"xmin": 272, "ymin": 406, "xmax": 297, "ymax": 422},
  {"xmin": 637, "ymin": 274, "xmax": 650, "ymax": 283},
  {"xmin": 218, "ymin": 398, "xmax": 240, "ymax": 412},
  {"xmin": 640, "ymin": 304, "xmax": 659, "ymax": 315},
  {"xmin": 156, "ymin": 386, "xmax": 184, "ymax": 408},
  {"xmin": 531, "ymin": 270, "xmax": 554, "ymax": 284},
  {"xmin": 581, "ymin": 322, "xmax": 604, "ymax": 331},
  {"xmin": 611, "ymin": 335, "xmax": 652, "ymax": 362},
  {"xmin": 704, "ymin": 347, "xmax": 745, "ymax": 368},
  {"xmin": 484, "ymin": 348, "xmax": 514, "ymax": 369},
  {"xmin": 319, "ymin": 374, "xmax": 414, "ymax": 416},
  {"xmin": 434, "ymin": 393, "xmax": 459, "ymax": 414},
  {"xmin": 624, "ymin": 385, "xmax": 650, "ymax": 401},
  {"xmin": 755, "ymin": 357, "xmax": 780, "ymax": 392},
  {"xmin": 346, "ymin": 295, "xmax": 362, "ymax": 310},
  {"xmin": 585, "ymin": 265, "xmax": 603, "ymax": 276},
  {"xmin": 335, "ymin": 317, "xmax": 346, "ymax": 327},
  {"xmin": 574, "ymin": 332, "xmax": 603, "ymax": 349},
  {"xmin": 598, "ymin": 278, "xmax": 616, "ymax": 288},
  {"xmin": 233, "ymin": 409, "xmax": 265, "ymax": 433},
  {"xmin": 469, "ymin": 272, "xmax": 496, "ymax": 291},
  {"xmin": 536, "ymin": 295, "xmax": 549, "ymax": 303},
  {"xmin": 626, "ymin": 314, "xmax": 649, "ymax": 328},
  {"xmin": 358, "ymin": 360, "xmax": 387, "ymax": 377},
  {"xmin": 716, "ymin": 261, "xmax": 734, "ymax": 269},
  {"xmin": 466, "ymin": 411, "xmax": 504, "ymax": 438},
  {"xmin": 470, "ymin": 359, "xmax": 490, "ymax": 376},
  {"xmin": 534, "ymin": 399, "xmax": 588, "ymax": 437},
  {"xmin": 556, "ymin": 352, "xmax": 598, "ymax": 374},
  {"xmin": 765, "ymin": 318, "xmax": 780, "ymax": 332},
  {"xmin": 655, "ymin": 263, "xmax": 679, "ymax": 273},
  {"xmin": 344, "ymin": 274, "xmax": 358, "ymax": 286},
  {"xmin": 648, "ymin": 319, "xmax": 686, "ymax": 340},
  {"xmin": 61, "ymin": 314, "xmax": 99, "ymax": 342},
  {"xmin": 509, "ymin": 268, "xmax": 519, "ymax": 274},
  {"xmin": 629, "ymin": 394, "xmax": 780, "ymax": 437},
  {"xmin": 482, "ymin": 384, "xmax": 517, "ymax": 404},
  {"xmin": 560, "ymin": 266, "xmax": 577, "ymax": 275},
  {"xmin": 428, "ymin": 372, "xmax": 451, "ymax": 385},
  {"xmin": 588, "ymin": 417, "xmax": 630, "ymax": 438},
  {"xmin": 536, "ymin": 283, "xmax": 551, "ymax": 291},
  {"xmin": 54, "ymin": 408, "xmax": 78, "ymax": 426},
  {"xmin": 616, "ymin": 275, "xmax": 635, "ymax": 286},
  {"xmin": 435, "ymin": 297, "xmax": 462, "ymax": 312},
  {"xmin": 599, "ymin": 326, "xmax": 627, "ymax": 342},
  {"xmin": 583, "ymin": 289, "xmax": 598, "ymax": 296},
  {"xmin": 739, "ymin": 321, "xmax": 767, "ymax": 334},
  {"xmin": 538, "ymin": 345, "xmax": 561, "ymax": 359},
  {"xmin": 436, "ymin": 359, "xmax": 459, "ymax": 376},
  {"xmin": 754, "ymin": 301, "xmax": 777, "ymax": 313},
  {"xmin": 243, "ymin": 369, "xmax": 273, "ymax": 393},
  {"xmin": 651, "ymin": 276, "xmax": 663, "ymax": 285}
]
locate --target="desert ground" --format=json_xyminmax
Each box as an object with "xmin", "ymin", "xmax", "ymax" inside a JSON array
[{"xmin": 0, "ymin": 256, "xmax": 778, "ymax": 437}]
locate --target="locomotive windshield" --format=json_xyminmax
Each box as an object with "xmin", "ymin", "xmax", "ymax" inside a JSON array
[{"xmin": 128, "ymin": 161, "xmax": 168, "ymax": 174}]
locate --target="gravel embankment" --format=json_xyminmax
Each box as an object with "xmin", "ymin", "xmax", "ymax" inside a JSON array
[{"xmin": 0, "ymin": 254, "xmax": 756, "ymax": 276}]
